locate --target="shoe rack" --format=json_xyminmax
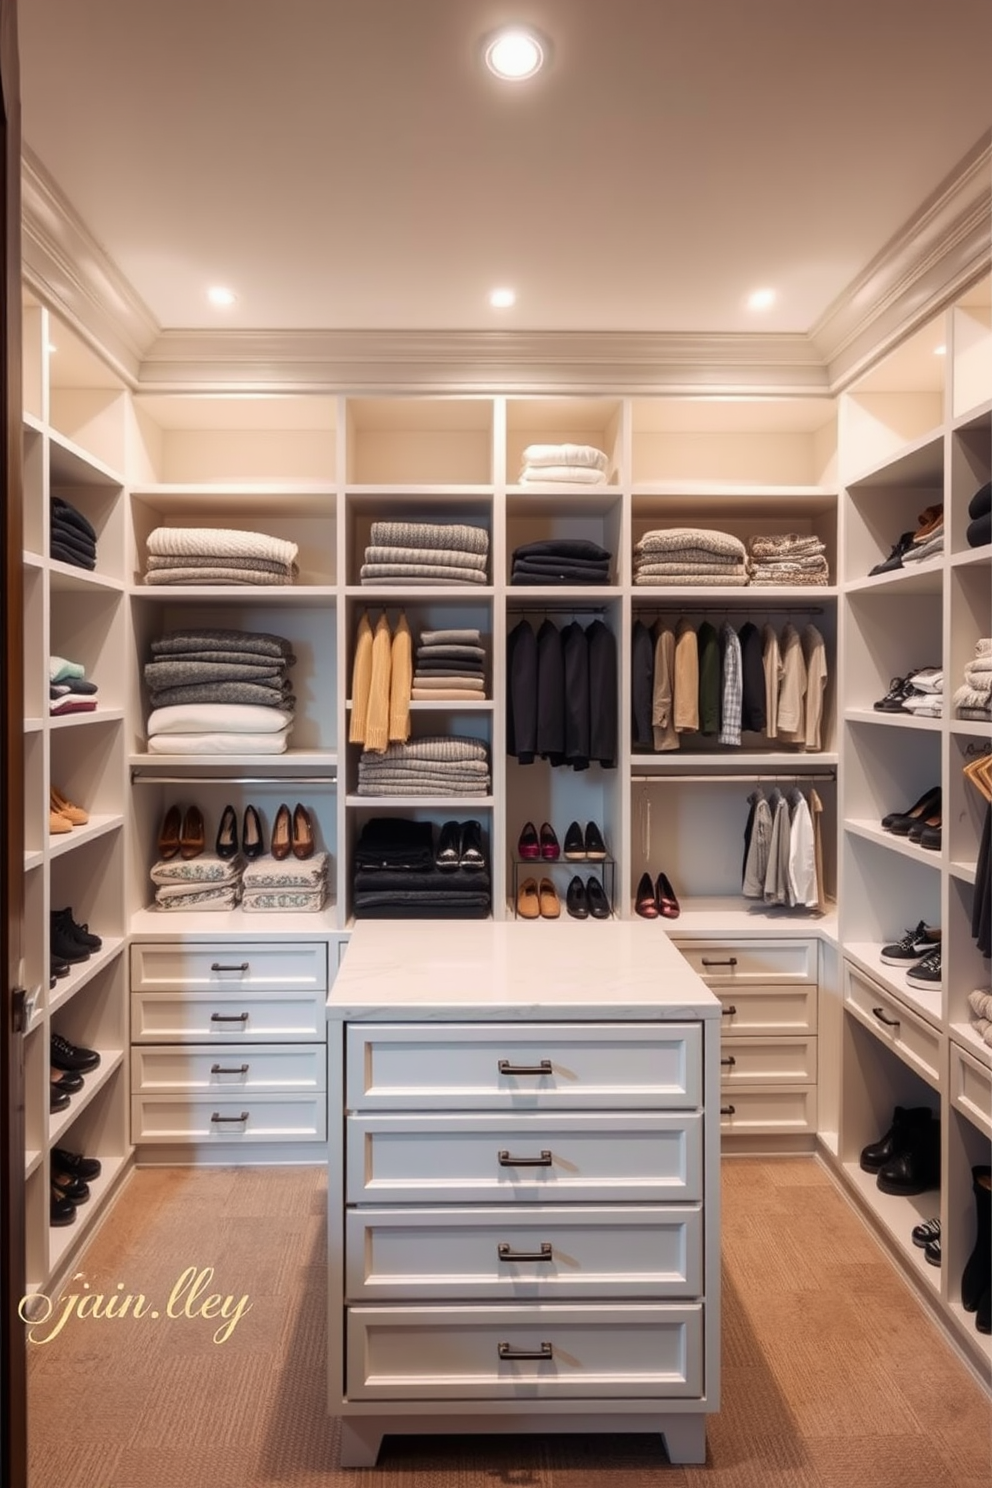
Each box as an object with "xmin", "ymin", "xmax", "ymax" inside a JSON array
[{"xmin": 835, "ymin": 271, "xmax": 992, "ymax": 1380}]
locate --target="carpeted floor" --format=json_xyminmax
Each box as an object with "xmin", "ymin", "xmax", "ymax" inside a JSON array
[{"xmin": 26, "ymin": 1158, "xmax": 992, "ymax": 1488}]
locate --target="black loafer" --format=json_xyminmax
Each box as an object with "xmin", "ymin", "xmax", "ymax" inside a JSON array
[
  {"xmin": 50, "ymin": 1187, "xmax": 77, "ymax": 1227},
  {"xmin": 436, "ymin": 820, "xmax": 461, "ymax": 871},
  {"xmin": 586, "ymin": 877, "xmax": 611, "ymax": 919},
  {"xmin": 566, "ymin": 875, "xmax": 589, "ymax": 919},
  {"xmin": 51, "ymin": 1032, "xmax": 101, "ymax": 1073},
  {"xmin": 51, "ymin": 1170, "xmax": 90, "ymax": 1204},
  {"xmin": 584, "ymin": 822, "xmax": 607, "ymax": 860},
  {"xmin": 51, "ymin": 1069, "xmax": 84, "ymax": 1094},
  {"xmin": 459, "ymin": 820, "xmax": 486, "ymax": 870},
  {"xmin": 50, "ymin": 1088, "xmax": 71, "ymax": 1114},
  {"xmin": 52, "ymin": 1147, "xmax": 102, "ymax": 1181},
  {"xmin": 563, "ymin": 821, "xmax": 585, "ymax": 860}
]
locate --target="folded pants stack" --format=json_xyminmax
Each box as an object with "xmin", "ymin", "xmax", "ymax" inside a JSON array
[
  {"xmin": 356, "ymin": 735, "xmax": 491, "ymax": 796},
  {"xmin": 51, "ymin": 496, "xmax": 97, "ymax": 570},
  {"xmin": 50, "ymin": 655, "xmax": 98, "ymax": 715},
  {"xmin": 954, "ymin": 639, "xmax": 992, "ymax": 721},
  {"xmin": 359, "ymin": 521, "xmax": 489, "ymax": 585},
  {"xmin": 150, "ymin": 853, "xmax": 245, "ymax": 911},
  {"xmin": 144, "ymin": 525, "xmax": 299, "ymax": 585},
  {"xmin": 352, "ymin": 817, "xmax": 490, "ymax": 919},
  {"xmin": 144, "ymin": 627, "xmax": 296, "ymax": 753},
  {"xmin": 510, "ymin": 537, "xmax": 612, "ymax": 585},
  {"xmin": 517, "ymin": 442, "xmax": 610, "ymax": 485},
  {"xmin": 968, "ymin": 482, "xmax": 991, "ymax": 549},
  {"xmin": 242, "ymin": 852, "xmax": 330, "ymax": 912},
  {"xmin": 413, "ymin": 627, "xmax": 486, "ymax": 700},
  {"xmin": 747, "ymin": 533, "xmax": 829, "ymax": 586},
  {"xmin": 634, "ymin": 527, "xmax": 749, "ymax": 585}
]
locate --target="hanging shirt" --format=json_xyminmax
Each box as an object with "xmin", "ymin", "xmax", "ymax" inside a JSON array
[
  {"xmin": 787, "ymin": 787, "xmax": 817, "ymax": 907},
  {"xmin": 388, "ymin": 612, "xmax": 412, "ymax": 744},
  {"xmin": 777, "ymin": 623, "xmax": 807, "ymax": 744},
  {"xmin": 718, "ymin": 622, "xmax": 743, "ymax": 746},
  {"xmin": 506, "ymin": 618, "xmax": 537, "ymax": 762},
  {"xmin": 802, "ymin": 624, "xmax": 828, "ymax": 751},
  {"xmin": 742, "ymin": 788, "xmax": 773, "ymax": 899},
  {"xmin": 674, "ymin": 618, "xmax": 699, "ymax": 733},
  {"xmin": 763, "ymin": 788, "xmax": 791, "ymax": 905},
  {"xmin": 349, "ymin": 611, "xmax": 374, "ymax": 745},
  {"xmin": 587, "ymin": 619, "xmax": 618, "ymax": 768},
  {"xmin": 698, "ymin": 620, "xmax": 721, "ymax": 735},
  {"xmin": 738, "ymin": 621, "xmax": 766, "ymax": 732},
  {"xmin": 809, "ymin": 787, "xmax": 827, "ymax": 913},
  {"xmin": 536, "ymin": 618, "xmax": 565, "ymax": 765},
  {"xmin": 762, "ymin": 623, "xmax": 783, "ymax": 739},
  {"xmin": 631, "ymin": 620, "xmax": 654, "ymax": 750},
  {"xmin": 651, "ymin": 623, "xmax": 678, "ymax": 752},
  {"xmin": 363, "ymin": 611, "xmax": 393, "ymax": 753}
]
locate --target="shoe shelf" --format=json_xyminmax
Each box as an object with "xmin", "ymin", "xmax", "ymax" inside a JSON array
[
  {"xmin": 46, "ymin": 1149, "xmax": 131, "ymax": 1275},
  {"xmin": 843, "ymin": 819, "xmax": 944, "ymax": 862},
  {"xmin": 48, "ymin": 940, "xmax": 127, "ymax": 1015},
  {"xmin": 48, "ymin": 1049, "xmax": 126, "ymax": 1144}
]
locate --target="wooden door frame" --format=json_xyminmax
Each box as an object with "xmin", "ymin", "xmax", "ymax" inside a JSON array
[{"xmin": 0, "ymin": 0, "xmax": 26, "ymax": 1484}]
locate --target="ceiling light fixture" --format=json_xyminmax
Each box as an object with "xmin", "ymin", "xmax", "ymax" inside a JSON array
[
  {"xmin": 207, "ymin": 285, "xmax": 238, "ymax": 308},
  {"xmin": 484, "ymin": 27, "xmax": 546, "ymax": 81},
  {"xmin": 747, "ymin": 288, "xmax": 776, "ymax": 311},
  {"xmin": 489, "ymin": 287, "xmax": 516, "ymax": 309}
]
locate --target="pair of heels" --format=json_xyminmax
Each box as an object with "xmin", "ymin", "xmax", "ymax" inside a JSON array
[
  {"xmin": 218, "ymin": 802, "xmax": 315, "ymax": 861},
  {"xmin": 518, "ymin": 820, "xmax": 607, "ymax": 861},
  {"xmin": 158, "ymin": 804, "xmax": 205, "ymax": 860},
  {"xmin": 635, "ymin": 870, "xmax": 680, "ymax": 920}
]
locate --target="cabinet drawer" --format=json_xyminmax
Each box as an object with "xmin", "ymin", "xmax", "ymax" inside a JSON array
[
  {"xmin": 844, "ymin": 964, "xmax": 941, "ymax": 1088},
  {"xmin": 719, "ymin": 1087, "xmax": 817, "ymax": 1133},
  {"xmin": 950, "ymin": 1041, "xmax": 992, "ymax": 1141},
  {"xmin": 345, "ymin": 1204, "xmax": 703, "ymax": 1301},
  {"xmin": 720, "ymin": 1036, "xmax": 816, "ymax": 1085},
  {"xmin": 346, "ymin": 1112, "xmax": 702, "ymax": 1204},
  {"xmin": 715, "ymin": 986, "xmax": 817, "ymax": 1034},
  {"xmin": 131, "ymin": 1093, "xmax": 327, "ymax": 1142},
  {"xmin": 346, "ymin": 1303, "xmax": 703, "ymax": 1400},
  {"xmin": 345, "ymin": 1022, "xmax": 701, "ymax": 1111},
  {"xmin": 131, "ymin": 1044, "xmax": 326, "ymax": 1094},
  {"xmin": 677, "ymin": 939, "xmax": 816, "ymax": 985},
  {"xmin": 131, "ymin": 991, "xmax": 325, "ymax": 1043},
  {"xmin": 130, "ymin": 941, "xmax": 328, "ymax": 995}
]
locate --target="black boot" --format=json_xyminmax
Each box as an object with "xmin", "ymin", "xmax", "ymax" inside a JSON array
[
  {"xmin": 961, "ymin": 1166, "xmax": 992, "ymax": 1313},
  {"xmin": 876, "ymin": 1113, "xmax": 940, "ymax": 1196},
  {"xmin": 976, "ymin": 1286, "xmax": 991, "ymax": 1335},
  {"xmin": 860, "ymin": 1106, "xmax": 933, "ymax": 1175}
]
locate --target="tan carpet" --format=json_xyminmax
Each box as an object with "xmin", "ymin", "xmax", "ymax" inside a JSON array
[{"xmin": 26, "ymin": 1158, "xmax": 992, "ymax": 1488}]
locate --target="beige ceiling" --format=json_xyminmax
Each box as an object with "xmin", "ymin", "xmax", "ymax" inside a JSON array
[{"xmin": 16, "ymin": 0, "xmax": 992, "ymax": 339}]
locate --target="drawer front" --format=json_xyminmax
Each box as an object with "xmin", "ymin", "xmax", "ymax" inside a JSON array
[
  {"xmin": 720, "ymin": 1087, "xmax": 817, "ymax": 1134},
  {"xmin": 720, "ymin": 1036, "xmax": 817, "ymax": 1086},
  {"xmin": 131, "ymin": 1044, "xmax": 326, "ymax": 1094},
  {"xmin": 132, "ymin": 1093, "xmax": 327, "ymax": 1142},
  {"xmin": 950, "ymin": 1041, "xmax": 992, "ymax": 1141},
  {"xmin": 345, "ymin": 1022, "xmax": 701, "ymax": 1111},
  {"xmin": 346, "ymin": 1303, "xmax": 703, "ymax": 1400},
  {"xmin": 677, "ymin": 939, "xmax": 817, "ymax": 985},
  {"xmin": 131, "ymin": 991, "xmax": 324, "ymax": 1043},
  {"xmin": 346, "ymin": 1112, "xmax": 702, "ymax": 1204},
  {"xmin": 131, "ymin": 941, "xmax": 328, "ymax": 995},
  {"xmin": 345, "ymin": 1205, "xmax": 703, "ymax": 1301},
  {"xmin": 716, "ymin": 986, "xmax": 817, "ymax": 1034},
  {"xmin": 844, "ymin": 964, "xmax": 941, "ymax": 1088}
]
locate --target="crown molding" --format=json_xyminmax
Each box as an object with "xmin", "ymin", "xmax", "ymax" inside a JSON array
[{"xmin": 815, "ymin": 130, "xmax": 992, "ymax": 391}]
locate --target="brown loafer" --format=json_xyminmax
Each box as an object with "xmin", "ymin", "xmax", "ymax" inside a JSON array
[
  {"xmin": 517, "ymin": 877, "xmax": 540, "ymax": 919},
  {"xmin": 539, "ymin": 878, "xmax": 561, "ymax": 919}
]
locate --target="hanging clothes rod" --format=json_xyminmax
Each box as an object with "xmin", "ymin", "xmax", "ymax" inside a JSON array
[
  {"xmin": 130, "ymin": 772, "xmax": 337, "ymax": 786},
  {"xmin": 631, "ymin": 770, "xmax": 836, "ymax": 784},
  {"xmin": 506, "ymin": 604, "xmax": 611, "ymax": 615},
  {"xmin": 632, "ymin": 604, "xmax": 825, "ymax": 616}
]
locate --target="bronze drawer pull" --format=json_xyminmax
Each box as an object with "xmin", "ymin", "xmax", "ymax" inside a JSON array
[
  {"xmin": 498, "ymin": 1340, "xmax": 553, "ymax": 1360},
  {"xmin": 872, "ymin": 1006, "xmax": 900, "ymax": 1028},
  {"xmin": 211, "ymin": 1063, "xmax": 249, "ymax": 1075},
  {"xmin": 211, "ymin": 1111, "xmax": 249, "ymax": 1123},
  {"xmin": 702, "ymin": 957, "xmax": 737, "ymax": 968},
  {"xmin": 498, "ymin": 1059, "xmax": 552, "ymax": 1076},
  {"xmin": 720, "ymin": 1104, "xmax": 736, "ymax": 1116},
  {"xmin": 211, "ymin": 961, "xmax": 249, "ymax": 972},
  {"xmin": 721, "ymin": 1005, "xmax": 737, "ymax": 1016},
  {"xmin": 498, "ymin": 1242, "xmax": 553, "ymax": 1263},
  {"xmin": 498, "ymin": 1149, "xmax": 552, "ymax": 1167},
  {"xmin": 210, "ymin": 1012, "xmax": 249, "ymax": 1023},
  {"xmin": 720, "ymin": 1055, "xmax": 736, "ymax": 1067}
]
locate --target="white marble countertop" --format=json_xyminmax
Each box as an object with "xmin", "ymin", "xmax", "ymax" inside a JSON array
[{"xmin": 327, "ymin": 919, "xmax": 721, "ymax": 1022}]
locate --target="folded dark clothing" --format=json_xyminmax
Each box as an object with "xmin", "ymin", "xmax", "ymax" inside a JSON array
[
  {"xmin": 512, "ymin": 538, "xmax": 612, "ymax": 562},
  {"xmin": 415, "ymin": 645, "xmax": 486, "ymax": 661},
  {"xmin": 353, "ymin": 892, "xmax": 491, "ymax": 908},
  {"xmin": 353, "ymin": 816, "xmax": 435, "ymax": 870},
  {"xmin": 52, "ymin": 676, "xmax": 99, "ymax": 696},
  {"xmin": 51, "ymin": 522, "xmax": 97, "ymax": 558},
  {"xmin": 51, "ymin": 497, "xmax": 97, "ymax": 543},
  {"xmin": 414, "ymin": 661, "xmax": 486, "ymax": 675},
  {"xmin": 50, "ymin": 540, "xmax": 96, "ymax": 571},
  {"xmin": 957, "ymin": 705, "xmax": 992, "ymax": 720},
  {"xmin": 149, "ymin": 682, "xmax": 295, "ymax": 709},
  {"xmin": 353, "ymin": 902, "xmax": 491, "ymax": 920},
  {"xmin": 967, "ymin": 510, "xmax": 991, "ymax": 549},
  {"xmin": 354, "ymin": 867, "xmax": 490, "ymax": 892},
  {"xmin": 511, "ymin": 569, "xmax": 612, "ymax": 585},
  {"xmin": 144, "ymin": 659, "xmax": 285, "ymax": 688},
  {"xmin": 511, "ymin": 554, "xmax": 611, "ymax": 574},
  {"xmin": 512, "ymin": 562, "xmax": 610, "ymax": 581},
  {"xmin": 150, "ymin": 629, "xmax": 294, "ymax": 660},
  {"xmin": 969, "ymin": 482, "xmax": 992, "ymax": 519}
]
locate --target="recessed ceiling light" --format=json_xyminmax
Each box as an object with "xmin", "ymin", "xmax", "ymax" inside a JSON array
[
  {"xmin": 489, "ymin": 287, "xmax": 516, "ymax": 309},
  {"xmin": 484, "ymin": 28, "xmax": 546, "ymax": 81},
  {"xmin": 207, "ymin": 285, "xmax": 238, "ymax": 308},
  {"xmin": 747, "ymin": 288, "xmax": 776, "ymax": 312},
  {"xmin": 934, "ymin": 344, "xmax": 947, "ymax": 356}
]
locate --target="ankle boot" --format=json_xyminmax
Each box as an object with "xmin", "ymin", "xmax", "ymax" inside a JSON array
[
  {"xmin": 961, "ymin": 1166, "xmax": 992, "ymax": 1313},
  {"xmin": 859, "ymin": 1105, "xmax": 933, "ymax": 1174},
  {"xmin": 876, "ymin": 1113, "xmax": 940, "ymax": 1196}
]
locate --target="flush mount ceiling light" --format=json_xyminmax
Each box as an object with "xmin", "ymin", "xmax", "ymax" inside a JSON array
[
  {"xmin": 489, "ymin": 287, "xmax": 516, "ymax": 308},
  {"xmin": 207, "ymin": 285, "xmax": 238, "ymax": 308},
  {"xmin": 747, "ymin": 287, "xmax": 776, "ymax": 312},
  {"xmin": 484, "ymin": 27, "xmax": 546, "ymax": 81}
]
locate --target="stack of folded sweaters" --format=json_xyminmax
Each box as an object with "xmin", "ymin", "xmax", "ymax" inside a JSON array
[
  {"xmin": 954, "ymin": 639, "xmax": 992, "ymax": 721},
  {"xmin": 359, "ymin": 521, "xmax": 489, "ymax": 586},
  {"xmin": 144, "ymin": 627, "xmax": 296, "ymax": 754},
  {"xmin": 967, "ymin": 482, "xmax": 991, "ymax": 549},
  {"xmin": 510, "ymin": 538, "xmax": 612, "ymax": 585},
  {"xmin": 967, "ymin": 989, "xmax": 992, "ymax": 1051},
  {"xmin": 356, "ymin": 736, "xmax": 491, "ymax": 796},
  {"xmin": 902, "ymin": 504, "xmax": 944, "ymax": 566},
  {"xmin": 352, "ymin": 817, "xmax": 490, "ymax": 919},
  {"xmin": 50, "ymin": 655, "xmax": 98, "ymax": 715},
  {"xmin": 242, "ymin": 851, "xmax": 330, "ymax": 913},
  {"xmin": 413, "ymin": 628, "xmax": 486, "ymax": 701},
  {"xmin": 150, "ymin": 852, "xmax": 244, "ymax": 912},
  {"xmin": 144, "ymin": 526, "xmax": 299, "ymax": 585},
  {"xmin": 634, "ymin": 528, "xmax": 749, "ymax": 586},
  {"xmin": 747, "ymin": 534, "xmax": 830, "ymax": 586},
  {"xmin": 518, "ymin": 443, "xmax": 610, "ymax": 484},
  {"xmin": 51, "ymin": 496, "xmax": 97, "ymax": 571}
]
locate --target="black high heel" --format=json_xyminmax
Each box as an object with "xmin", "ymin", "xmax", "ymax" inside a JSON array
[
  {"xmin": 242, "ymin": 804, "xmax": 264, "ymax": 860},
  {"xmin": 216, "ymin": 804, "xmax": 238, "ymax": 859}
]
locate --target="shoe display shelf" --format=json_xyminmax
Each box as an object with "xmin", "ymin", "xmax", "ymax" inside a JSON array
[
  {"xmin": 511, "ymin": 855, "xmax": 617, "ymax": 921},
  {"xmin": 835, "ymin": 277, "xmax": 992, "ymax": 1382},
  {"xmin": 19, "ymin": 300, "xmax": 130, "ymax": 1295}
]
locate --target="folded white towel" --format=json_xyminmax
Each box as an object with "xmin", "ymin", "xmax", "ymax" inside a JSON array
[
  {"xmin": 147, "ymin": 703, "xmax": 294, "ymax": 734},
  {"xmin": 522, "ymin": 443, "xmax": 608, "ymax": 471},
  {"xmin": 147, "ymin": 526, "xmax": 298, "ymax": 567},
  {"xmin": 147, "ymin": 730, "xmax": 290, "ymax": 754},
  {"xmin": 519, "ymin": 464, "xmax": 607, "ymax": 485}
]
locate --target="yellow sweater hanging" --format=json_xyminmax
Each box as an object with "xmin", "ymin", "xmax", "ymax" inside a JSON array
[
  {"xmin": 389, "ymin": 613, "xmax": 412, "ymax": 743},
  {"xmin": 348, "ymin": 611, "xmax": 373, "ymax": 745},
  {"xmin": 363, "ymin": 611, "xmax": 393, "ymax": 753}
]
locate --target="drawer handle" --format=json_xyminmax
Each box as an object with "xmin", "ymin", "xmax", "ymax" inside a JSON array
[
  {"xmin": 211, "ymin": 1063, "xmax": 249, "ymax": 1075},
  {"xmin": 872, "ymin": 1006, "xmax": 900, "ymax": 1028},
  {"xmin": 211, "ymin": 962, "xmax": 249, "ymax": 973},
  {"xmin": 721, "ymin": 1055, "xmax": 737, "ymax": 1067},
  {"xmin": 702, "ymin": 957, "xmax": 737, "ymax": 968},
  {"xmin": 498, "ymin": 1242, "xmax": 553, "ymax": 1263},
  {"xmin": 211, "ymin": 1111, "xmax": 249, "ymax": 1123},
  {"xmin": 720, "ymin": 1104, "xmax": 736, "ymax": 1116},
  {"xmin": 498, "ymin": 1149, "xmax": 552, "ymax": 1167},
  {"xmin": 210, "ymin": 1012, "xmax": 249, "ymax": 1023},
  {"xmin": 498, "ymin": 1341, "xmax": 553, "ymax": 1361},
  {"xmin": 721, "ymin": 1005, "xmax": 737, "ymax": 1017},
  {"xmin": 498, "ymin": 1059, "xmax": 552, "ymax": 1076}
]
